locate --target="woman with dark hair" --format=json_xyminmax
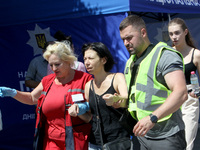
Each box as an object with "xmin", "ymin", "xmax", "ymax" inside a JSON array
[
  {"xmin": 84, "ymin": 42, "xmax": 130, "ymax": 149},
  {"xmin": 168, "ymin": 18, "xmax": 200, "ymax": 150},
  {"xmin": 69, "ymin": 42, "xmax": 130, "ymax": 149}
]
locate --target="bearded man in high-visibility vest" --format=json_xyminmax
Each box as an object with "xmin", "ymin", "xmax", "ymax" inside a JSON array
[{"xmin": 119, "ymin": 14, "xmax": 188, "ymax": 150}]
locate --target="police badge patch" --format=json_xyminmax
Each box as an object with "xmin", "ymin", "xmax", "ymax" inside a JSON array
[
  {"xmin": 35, "ymin": 34, "xmax": 47, "ymax": 49},
  {"xmin": 162, "ymin": 31, "xmax": 170, "ymax": 43}
]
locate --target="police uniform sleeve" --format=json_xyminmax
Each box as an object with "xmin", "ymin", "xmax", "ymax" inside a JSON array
[{"xmin": 25, "ymin": 58, "xmax": 37, "ymax": 80}]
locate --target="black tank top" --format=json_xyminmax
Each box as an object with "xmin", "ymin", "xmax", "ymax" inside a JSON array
[
  {"xmin": 185, "ymin": 48, "xmax": 197, "ymax": 84},
  {"xmin": 89, "ymin": 74, "xmax": 129, "ymax": 145}
]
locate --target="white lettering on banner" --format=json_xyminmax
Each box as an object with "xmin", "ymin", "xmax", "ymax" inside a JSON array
[
  {"xmin": 148, "ymin": 0, "xmax": 200, "ymax": 6},
  {"xmin": 22, "ymin": 114, "xmax": 35, "ymax": 120},
  {"xmin": 165, "ymin": 0, "xmax": 174, "ymax": 4},
  {"xmin": 18, "ymin": 72, "xmax": 24, "ymax": 78},
  {"xmin": 24, "ymin": 71, "xmax": 27, "ymax": 77},
  {"xmin": 19, "ymin": 81, "xmax": 32, "ymax": 92}
]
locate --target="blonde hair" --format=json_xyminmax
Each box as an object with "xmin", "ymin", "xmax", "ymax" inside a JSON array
[{"xmin": 43, "ymin": 41, "xmax": 77, "ymax": 64}]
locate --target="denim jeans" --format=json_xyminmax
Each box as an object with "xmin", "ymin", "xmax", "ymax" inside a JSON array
[{"xmin": 88, "ymin": 143, "xmax": 102, "ymax": 150}]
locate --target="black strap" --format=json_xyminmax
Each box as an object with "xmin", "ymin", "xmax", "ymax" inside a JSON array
[
  {"xmin": 128, "ymin": 44, "xmax": 154, "ymax": 103},
  {"xmin": 64, "ymin": 87, "xmax": 75, "ymax": 150},
  {"xmin": 191, "ymin": 48, "xmax": 195, "ymax": 62},
  {"xmin": 91, "ymin": 80, "xmax": 104, "ymax": 148}
]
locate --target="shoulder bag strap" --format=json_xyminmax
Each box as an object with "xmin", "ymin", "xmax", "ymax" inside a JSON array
[{"xmin": 91, "ymin": 80, "xmax": 104, "ymax": 148}]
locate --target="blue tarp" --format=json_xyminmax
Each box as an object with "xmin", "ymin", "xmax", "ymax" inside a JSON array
[
  {"xmin": 1, "ymin": 0, "xmax": 200, "ymax": 27},
  {"xmin": 0, "ymin": 0, "xmax": 200, "ymax": 149},
  {"xmin": 0, "ymin": 0, "xmax": 129, "ymax": 27}
]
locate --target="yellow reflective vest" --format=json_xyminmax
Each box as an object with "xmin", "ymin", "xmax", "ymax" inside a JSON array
[{"xmin": 124, "ymin": 42, "xmax": 184, "ymax": 122}]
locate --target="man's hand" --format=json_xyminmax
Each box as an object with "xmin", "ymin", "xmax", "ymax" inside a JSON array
[
  {"xmin": 0, "ymin": 87, "xmax": 17, "ymax": 97},
  {"xmin": 133, "ymin": 115, "xmax": 155, "ymax": 137}
]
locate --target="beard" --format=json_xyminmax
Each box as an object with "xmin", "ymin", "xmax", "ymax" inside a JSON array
[
  {"xmin": 127, "ymin": 45, "xmax": 136, "ymax": 55},
  {"xmin": 128, "ymin": 49, "xmax": 136, "ymax": 55},
  {"xmin": 126, "ymin": 44, "xmax": 135, "ymax": 55}
]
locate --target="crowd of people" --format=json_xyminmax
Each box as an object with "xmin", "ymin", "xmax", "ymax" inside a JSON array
[{"xmin": 0, "ymin": 14, "xmax": 199, "ymax": 150}]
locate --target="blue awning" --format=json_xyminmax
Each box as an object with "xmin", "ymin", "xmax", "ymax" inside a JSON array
[{"xmin": 1, "ymin": 0, "xmax": 200, "ymax": 27}]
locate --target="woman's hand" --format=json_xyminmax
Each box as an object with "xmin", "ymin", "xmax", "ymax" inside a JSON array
[
  {"xmin": 0, "ymin": 87, "xmax": 17, "ymax": 97},
  {"xmin": 68, "ymin": 103, "xmax": 92, "ymax": 123},
  {"xmin": 68, "ymin": 104, "xmax": 79, "ymax": 117},
  {"xmin": 68, "ymin": 102, "xmax": 90, "ymax": 117},
  {"xmin": 103, "ymin": 93, "xmax": 118, "ymax": 106},
  {"xmin": 103, "ymin": 93, "xmax": 127, "ymax": 108},
  {"xmin": 188, "ymin": 90, "xmax": 200, "ymax": 98}
]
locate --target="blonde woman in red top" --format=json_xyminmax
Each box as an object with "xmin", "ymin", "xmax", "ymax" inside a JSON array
[{"xmin": 0, "ymin": 41, "xmax": 92, "ymax": 150}]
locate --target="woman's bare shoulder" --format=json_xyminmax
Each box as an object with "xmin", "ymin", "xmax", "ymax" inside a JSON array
[{"xmin": 115, "ymin": 72, "xmax": 125, "ymax": 78}]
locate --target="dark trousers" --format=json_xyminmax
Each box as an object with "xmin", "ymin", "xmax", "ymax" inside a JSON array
[
  {"xmin": 131, "ymin": 135, "xmax": 141, "ymax": 150},
  {"xmin": 137, "ymin": 130, "xmax": 186, "ymax": 150}
]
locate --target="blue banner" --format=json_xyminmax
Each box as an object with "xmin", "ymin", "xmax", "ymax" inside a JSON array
[
  {"xmin": 1, "ymin": 0, "xmax": 200, "ymax": 27},
  {"xmin": 130, "ymin": 0, "xmax": 200, "ymax": 13},
  {"xmin": 0, "ymin": 0, "xmax": 129, "ymax": 27}
]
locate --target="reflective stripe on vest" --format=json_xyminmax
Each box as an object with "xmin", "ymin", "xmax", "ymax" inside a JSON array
[
  {"xmin": 136, "ymin": 44, "xmax": 169, "ymax": 111},
  {"xmin": 68, "ymin": 89, "xmax": 84, "ymax": 93},
  {"xmin": 41, "ymin": 91, "xmax": 47, "ymax": 96},
  {"xmin": 124, "ymin": 55, "xmax": 135, "ymax": 90},
  {"xmin": 124, "ymin": 55, "xmax": 137, "ymax": 119}
]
